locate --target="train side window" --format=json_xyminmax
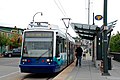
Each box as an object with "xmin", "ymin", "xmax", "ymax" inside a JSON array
[
  {"xmin": 56, "ymin": 36, "xmax": 60, "ymax": 57},
  {"xmin": 56, "ymin": 36, "xmax": 67, "ymax": 57}
]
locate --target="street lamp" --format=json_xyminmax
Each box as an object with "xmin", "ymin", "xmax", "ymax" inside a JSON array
[
  {"xmin": 62, "ymin": 18, "xmax": 71, "ymax": 65},
  {"xmin": 32, "ymin": 12, "xmax": 43, "ymax": 23}
]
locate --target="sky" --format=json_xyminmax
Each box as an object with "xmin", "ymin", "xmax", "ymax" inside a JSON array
[{"xmin": 0, "ymin": 0, "xmax": 119, "ymax": 36}]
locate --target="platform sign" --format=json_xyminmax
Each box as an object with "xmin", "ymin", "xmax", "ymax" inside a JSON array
[{"xmin": 95, "ymin": 15, "xmax": 103, "ymax": 21}]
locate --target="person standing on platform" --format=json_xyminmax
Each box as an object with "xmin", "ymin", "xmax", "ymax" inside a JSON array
[
  {"xmin": 83, "ymin": 49, "xmax": 87, "ymax": 60},
  {"xmin": 75, "ymin": 45, "xmax": 83, "ymax": 67}
]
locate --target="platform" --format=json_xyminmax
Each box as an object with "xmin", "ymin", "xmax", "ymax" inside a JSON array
[{"xmin": 53, "ymin": 53, "xmax": 120, "ymax": 80}]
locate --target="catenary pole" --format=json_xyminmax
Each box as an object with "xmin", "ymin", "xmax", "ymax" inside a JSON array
[{"xmin": 102, "ymin": 0, "xmax": 110, "ymax": 76}]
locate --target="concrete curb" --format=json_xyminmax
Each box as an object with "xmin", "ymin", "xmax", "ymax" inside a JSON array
[{"xmin": 53, "ymin": 61, "xmax": 75, "ymax": 80}]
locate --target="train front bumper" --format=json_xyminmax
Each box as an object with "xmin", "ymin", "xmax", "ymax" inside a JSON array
[{"xmin": 19, "ymin": 65, "xmax": 60, "ymax": 73}]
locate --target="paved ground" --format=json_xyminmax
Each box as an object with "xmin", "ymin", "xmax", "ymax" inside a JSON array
[{"xmin": 53, "ymin": 53, "xmax": 120, "ymax": 80}]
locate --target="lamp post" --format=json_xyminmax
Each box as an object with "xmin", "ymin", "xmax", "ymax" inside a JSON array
[
  {"xmin": 32, "ymin": 12, "xmax": 43, "ymax": 23},
  {"xmin": 62, "ymin": 18, "xmax": 71, "ymax": 65}
]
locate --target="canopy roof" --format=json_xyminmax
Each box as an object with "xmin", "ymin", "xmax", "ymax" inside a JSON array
[{"xmin": 71, "ymin": 23, "xmax": 99, "ymax": 40}]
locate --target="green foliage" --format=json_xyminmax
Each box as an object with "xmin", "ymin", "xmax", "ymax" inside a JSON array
[
  {"xmin": 110, "ymin": 31, "xmax": 120, "ymax": 52},
  {"xmin": 0, "ymin": 33, "xmax": 10, "ymax": 52},
  {"xmin": 10, "ymin": 33, "xmax": 22, "ymax": 48},
  {"xmin": 0, "ymin": 33, "xmax": 10, "ymax": 46}
]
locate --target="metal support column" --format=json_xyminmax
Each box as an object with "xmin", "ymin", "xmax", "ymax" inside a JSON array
[{"xmin": 102, "ymin": 0, "xmax": 110, "ymax": 76}]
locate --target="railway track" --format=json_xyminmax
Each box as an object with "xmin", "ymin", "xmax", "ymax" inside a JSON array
[{"xmin": 20, "ymin": 73, "xmax": 58, "ymax": 80}]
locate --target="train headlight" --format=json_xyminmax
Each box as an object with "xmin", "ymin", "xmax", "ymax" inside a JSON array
[
  {"xmin": 46, "ymin": 59, "xmax": 50, "ymax": 62},
  {"xmin": 22, "ymin": 59, "xmax": 31, "ymax": 63},
  {"xmin": 46, "ymin": 59, "xmax": 52, "ymax": 63},
  {"xmin": 22, "ymin": 59, "xmax": 27, "ymax": 62}
]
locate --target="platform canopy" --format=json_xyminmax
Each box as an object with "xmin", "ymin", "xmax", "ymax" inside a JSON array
[{"xmin": 71, "ymin": 23, "xmax": 99, "ymax": 40}]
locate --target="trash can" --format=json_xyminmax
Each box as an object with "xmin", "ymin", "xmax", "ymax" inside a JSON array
[{"xmin": 108, "ymin": 56, "xmax": 112, "ymax": 70}]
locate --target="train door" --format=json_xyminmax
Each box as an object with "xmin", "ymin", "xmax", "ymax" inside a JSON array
[{"xmin": 55, "ymin": 36, "xmax": 67, "ymax": 66}]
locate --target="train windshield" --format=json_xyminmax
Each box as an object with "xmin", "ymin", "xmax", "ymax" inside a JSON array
[{"xmin": 22, "ymin": 31, "xmax": 53, "ymax": 57}]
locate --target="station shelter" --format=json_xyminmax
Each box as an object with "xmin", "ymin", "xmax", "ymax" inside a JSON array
[{"xmin": 71, "ymin": 22, "xmax": 113, "ymax": 69}]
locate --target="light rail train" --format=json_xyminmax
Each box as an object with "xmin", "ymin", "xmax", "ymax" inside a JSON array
[{"xmin": 19, "ymin": 22, "xmax": 75, "ymax": 73}]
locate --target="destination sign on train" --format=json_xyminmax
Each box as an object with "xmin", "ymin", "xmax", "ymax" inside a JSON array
[{"xmin": 25, "ymin": 32, "xmax": 53, "ymax": 38}]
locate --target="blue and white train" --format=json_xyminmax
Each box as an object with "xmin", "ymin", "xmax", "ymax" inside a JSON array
[{"xmin": 19, "ymin": 22, "xmax": 75, "ymax": 73}]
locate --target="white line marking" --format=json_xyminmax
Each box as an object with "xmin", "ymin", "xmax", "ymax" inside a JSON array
[{"xmin": 0, "ymin": 71, "xmax": 19, "ymax": 79}]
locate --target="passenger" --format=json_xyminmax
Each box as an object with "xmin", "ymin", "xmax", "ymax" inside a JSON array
[
  {"xmin": 83, "ymin": 49, "xmax": 87, "ymax": 60},
  {"xmin": 75, "ymin": 45, "xmax": 83, "ymax": 67},
  {"xmin": 83, "ymin": 53, "xmax": 86, "ymax": 60}
]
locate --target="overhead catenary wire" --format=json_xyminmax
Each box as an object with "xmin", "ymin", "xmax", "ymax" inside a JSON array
[
  {"xmin": 53, "ymin": 0, "xmax": 67, "ymax": 17},
  {"xmin": 57, "ymin": 0, "xmax": 68, "ymax": 17}
]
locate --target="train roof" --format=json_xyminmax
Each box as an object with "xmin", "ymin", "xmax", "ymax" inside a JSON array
[{"xmin": 24, "ymin": 22, "xmax": 75, "ymax": 43}]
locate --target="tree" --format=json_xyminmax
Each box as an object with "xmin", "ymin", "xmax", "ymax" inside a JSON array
[
  {"xmin": 10, "ymin": 33, "xmax": 22, "ymax": 48},
  {"xmin": 0, "ymin": 33, "xmax": 10, "ymax": 53},
  {"xmin": 110, "ymin": 31, "xmax": 120, "ymax": 52}
]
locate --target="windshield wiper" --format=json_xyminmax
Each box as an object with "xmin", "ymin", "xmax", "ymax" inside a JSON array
[
  {"xmin": 36, "ymin": 42, "xmax": 53, "ymax": 61},
  {"xmin": 36, "ymin": 48, "xmax": 51, "ymax": 61}
]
